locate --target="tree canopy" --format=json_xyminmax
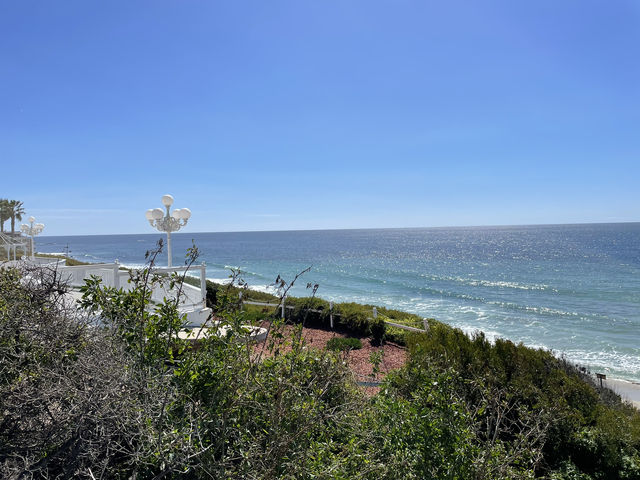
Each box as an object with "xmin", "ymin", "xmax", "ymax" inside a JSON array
[{"xmin": 0, "ymin": 199, "xmax": 25, "ymax": 234}]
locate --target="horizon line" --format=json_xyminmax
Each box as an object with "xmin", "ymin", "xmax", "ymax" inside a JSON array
[{"xmin": 37, "ymin": 220, "xmax": 640, "ymax": 237}]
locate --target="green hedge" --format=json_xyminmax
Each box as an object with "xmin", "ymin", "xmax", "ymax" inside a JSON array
[
  {"xmin": 203, "ymin": 282, "xmax": 429, "ymax": 345},
  {"xmin": 393, "ymin": 322, "xmax": 640, "ymax": 479}
]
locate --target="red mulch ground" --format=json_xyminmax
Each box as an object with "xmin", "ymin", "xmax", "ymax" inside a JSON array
[{"xmin": 253, "ymin": 322, "xmax": 407, "ymax": 396}]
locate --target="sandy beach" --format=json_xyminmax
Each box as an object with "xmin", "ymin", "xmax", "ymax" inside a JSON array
[{"xmin": 602, "ymin": 378, "xmax": 640, "ymax": 409}]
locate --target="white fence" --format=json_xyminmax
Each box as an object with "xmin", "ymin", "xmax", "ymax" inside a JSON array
[
  {"xmin": 56, "ymin": 262, "xmax": 207, "ymax": 307},
  {"xmin": 59, "ymin": 263, "xmax": 124, "ymax": 289},
  {"xmin": 57, "ymin": 261, "xmax": 210, "ymax": 325},
  {"xmin": 151, "ymin": 265, "xmax": 207, "ymax": 308}
]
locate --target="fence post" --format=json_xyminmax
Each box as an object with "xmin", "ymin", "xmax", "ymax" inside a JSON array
[
  {"xmin": 422, "ymin": 318, "xmax": 430, "ymax": 332},
  {"xmin": 372, "ymin": 307, "xmax": 377, "ymax": 319},
  {"xmin": 239, "ymin": 290, "xmax": 243, "ymax": 311},
  {"xmin": 200, "ymin": 262, "xmax": 207, "ymax": 305},
  {"xmin": 281, "ymin": 295, "xmax": 286, "ymax": 319},
  {"xmin": 113, "ymin": 259, "xmax": 120, "ymax": 289},
  {"xmin": 329, "ymin": 301, "xmax": 334, "ymax": 329}
]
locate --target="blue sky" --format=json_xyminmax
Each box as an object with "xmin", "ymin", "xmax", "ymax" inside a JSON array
[{"xmin": 2, "ymin": 1, "xmax": 639, "ymax": 236}]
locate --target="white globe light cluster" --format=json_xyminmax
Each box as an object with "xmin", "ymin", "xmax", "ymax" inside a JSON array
[
  {"xmin": 20, "ymin": 216, "xmax": 45, "ymax": 260},
  {"xmin": 145, "ymin": 194, "xmax": 191, "ymax": 267},
  {"xmin": 20, "ymin": 217, "xmax": 45, "ymax": 236}
]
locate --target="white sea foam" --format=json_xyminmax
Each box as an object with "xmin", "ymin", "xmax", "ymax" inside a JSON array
[
  {"xmin": 425, "ymin": 273, "xmax": 552, "ymax": 291},
  {"xmin": 206, "ymin": 277, "xmax": 233, "ymax": 285},
  {"xmin": 465, "ymin": 278, "xmax": 550, "ymax": 291},
  {"xmin": 248, "ymin": 284, "xmax": 279, "ymax": 295},
  {"xmin": 484, "ymin": 300, "xmax": 590, "ymax": 319},
  {"xmin": 456, "ymin": 325, "xmax": 504, "ymax": 344},
  {"xmin": 563, "ymin": 349, "xmax": 640, "ymax": 374},
  {"xmin": 120, "ymin": 263, "xmax": 148, "ymax": 270},
  {"xmin": 204, "ymin": 278, "xmax": 279, "ymax": 296}
]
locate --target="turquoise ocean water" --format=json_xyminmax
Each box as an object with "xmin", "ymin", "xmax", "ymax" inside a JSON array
[{"xmin": 37, "ymin": 223, "xmax": 640, "ymax": 382}]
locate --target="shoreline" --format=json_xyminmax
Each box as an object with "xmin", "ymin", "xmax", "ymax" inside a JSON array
[{"xmin": 601, "ymin": 378, "xmax": 640, "ymax": 409}]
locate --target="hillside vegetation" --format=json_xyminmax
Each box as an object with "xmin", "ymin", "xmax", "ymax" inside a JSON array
[{"xmin": 2, "ymin": 252, "xmax": 639, "ymax": 479}]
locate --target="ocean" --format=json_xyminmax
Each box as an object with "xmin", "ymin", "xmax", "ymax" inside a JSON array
[{"xmin": 37, "ymin": 223, "xmax": 640, "ymax": 382}]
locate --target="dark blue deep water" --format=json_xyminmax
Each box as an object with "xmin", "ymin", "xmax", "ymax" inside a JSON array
[{"xmin": 38, "ymin": 223, "xmax": 640, "ymax": 382}]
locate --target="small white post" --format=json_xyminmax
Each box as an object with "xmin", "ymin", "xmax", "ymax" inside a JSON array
[
  {"xmin": 281, "ymin": 295, "xmax": 286, "ymax": 319},
  {"xmin": 200, "ymin": 262, "xmax": 207, "ymax": 304},
  {"xmin": 113, "ymin": 259, "xmax": 120, "ymax": 289},
  {"xmin": 329, "ymin": 301, "xmax": 334, "ymax": 329},
  {"xmin": 238, "ymin": 290, "xmax": 243, "ymax": 311},
  {"xmin": 423, "ymin": 318, "xmax": 430, "ymax": 332},
  {"xmin": 372, "ymin": 307, "xmax": 378, "ymax": 319}
]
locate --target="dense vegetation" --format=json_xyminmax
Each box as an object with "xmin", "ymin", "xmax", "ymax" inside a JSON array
[{"xmin": 2, "ymin": 248, "xmax": 640, "ymax": 479}]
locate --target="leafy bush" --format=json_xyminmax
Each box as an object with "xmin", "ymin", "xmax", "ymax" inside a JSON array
[
  {"xmin": 376, "ymin": 305, "xmax": 424, "ymax": 326},
  {"xmin": 369, "ymin": 316, "xmax": 386, "ymax": 345},
  {"xmin": 333, "ymin": 302, "xmax": 372, "ymax": 336},
  {"xmin": 287, "ymin": 296, "xmax": 330, "ymax": 326},
  {"xmin": 326, "ymin": 337, "xmax": 363, "ymax": 351},
  {"xmin": 397, "ymin": 322, "xmax": 640, "ymax": 479},
  {"xmin": 0, "ymin": 252, "xmax": 363, "ymax": 478}
]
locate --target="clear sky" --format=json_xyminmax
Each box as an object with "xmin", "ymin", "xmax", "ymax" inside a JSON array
[{"xmin": 1, "ymin": 1, "xmax": 639, "ymax": 236}]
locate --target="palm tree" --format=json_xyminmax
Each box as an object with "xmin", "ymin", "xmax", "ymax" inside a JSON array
[
  {"xmin": 9, "ymin": 200, "xmax": 25, "ymax": 234},
  {"xmin": 0, "ymin": 199, "xmax": 10, "ymax": 233}
]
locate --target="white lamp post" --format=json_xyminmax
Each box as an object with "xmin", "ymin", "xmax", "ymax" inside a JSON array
[
  {"xmin": 145, "ymin": 194, "xmax": 191, "ymax": 267},
  {"xmin": 20, "ymin": 216, "xmax": 45, "ymax": 260}
]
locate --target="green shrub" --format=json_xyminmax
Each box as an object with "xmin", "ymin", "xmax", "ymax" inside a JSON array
[
  {"xmin": 334, "ymin": 302, "xmax": 371, "ymax": 336},
  {"xmin": 399, "ymin": 322, "xmax": 640, "ymax": 479},
  {"xmin": 288, "ymin": 296, "xmax": 330, "ymax": 326},
  {"xmin": 203, "ymin": 280, "xmax": 421, "ymax": 344},
  {"xmin": 376, "ymin": 306, "xmax": 424, "ymax": 327},
  {"xmin": 203, "ymin": 280, "xmax": 281, "ymax": 311},
  {"xmin": 369, "ymin": 316, "xmax": 386, "ymax": 345},
  {"xmin": 240, "ymin": 303, "xmax": 276, "ymax": 323},
  {"xmin": 384, "ymin": 325, "xmax": 412, "ymax": 345},
  {"xmin": 326, "ymin": 337, "xmax": 363, "ymax": 352}
]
